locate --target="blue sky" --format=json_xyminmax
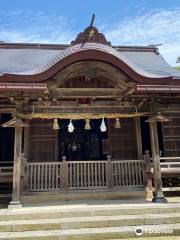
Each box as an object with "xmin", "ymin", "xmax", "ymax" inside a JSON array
[{"xmin": 0, "ymin": 0, "xmax": 180, "ymax": 66}]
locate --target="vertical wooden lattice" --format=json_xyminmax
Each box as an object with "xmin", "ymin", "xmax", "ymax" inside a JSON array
[
  {"xmin": 162, "ymin": 112, "xmax": 180, "ymax": 157},
  {"xmin": 29, "ymin": 119, "xmax": 56, "ymax": 162},
  {"xmin": 108, "ymin": 118, "xmax": 137, "ymax": 159}
]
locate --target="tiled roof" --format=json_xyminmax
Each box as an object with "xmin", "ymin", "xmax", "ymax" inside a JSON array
[{"xmin": 0, "ymin": 42, "xmax": 179, "ymax": 79}]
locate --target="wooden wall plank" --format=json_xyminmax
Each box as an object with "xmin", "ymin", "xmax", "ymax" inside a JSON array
[{"xmin": 108, "ymin": 118, "xmax": 137, "ymax": 160}]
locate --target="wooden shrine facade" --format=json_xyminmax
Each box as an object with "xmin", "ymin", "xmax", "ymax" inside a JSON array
[{"xmin": 0, "ymin": 23, "xmax": 180, "ymax": 207}]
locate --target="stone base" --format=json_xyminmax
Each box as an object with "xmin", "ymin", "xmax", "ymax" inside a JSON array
[
  {"xmin": 146, "ymin": 190, "xmax": 153, "ymax": 201},
  {"xmin": 8, "ymin": 201, "xmax": 23, "ymax": 209},
  {"xmin": 152, "ymin": 196, "xmax": 168, "ymax": 203},
  {"xmin": 22, "ymin": 188, "xmax": 146, "ymax": 205}
]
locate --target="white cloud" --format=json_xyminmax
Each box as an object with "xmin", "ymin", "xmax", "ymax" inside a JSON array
[
  {"xmin": 0, "ymin": 10, "xmax": 74, "ymax": 43},
  {"xmin": 0, "ymin": 9, "xmax": 179, "ymax": 66},
  {"xmin": 104, "ymin": 9, "xmax": 180, "ymax": 66}
]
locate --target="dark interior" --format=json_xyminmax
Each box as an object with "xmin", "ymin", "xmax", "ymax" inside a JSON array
[
  {"xmin": 58, "ymin": 119, "xmax": 108, "ymax": 161},
  {"xmin": 141, "ymin": 116, "xmax": 164, "ymax": 156},
  {"xmin": 0, "ymin": 114, "xmax": 14, "ymax": 193},
  {"xmin": 0, "ymin": 114, "xmax": 14, "ymax": 166}
]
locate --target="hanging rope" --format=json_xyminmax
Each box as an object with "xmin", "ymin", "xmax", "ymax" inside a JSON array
[{"xmin": 16, "ymin": 112, "xmax": 148, "ymax": 120}]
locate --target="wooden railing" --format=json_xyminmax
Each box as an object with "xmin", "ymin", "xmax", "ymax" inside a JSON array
[
  {"xmin": 144, "ymin": 152, "xmax": 180, "ymax": 192},
  {"xmin": 112, "ymin": 160, "xmax": 145, "ymax": 187},
  {"xmin": 27, "ymin": 162, "xmax": 61, "ymax": 191},
  {"xmin": 68, "ymin": 160, "xmax": 107, "ymax": 190},
  {"xmin": 0, "ymin": 166, "xmax": 13, "ymax": 183},
  {"xmin": 0, "ymin": 162, "xmax": 13, "ymax": 181},
  {"xmin": 27, "ymin": 158, "xmax": 145, "ymax": 192},
  {"xmin": 159, "ymin": 157, "xmax": 180, "ymax": 175},
  {"xmin": 4, "ymin": 155, "xmax": 179, "ymax": 191},
  {"xmin": 145, "ymin": 155, "xmax": 180, "ymax": 174},
  {"xmin": 0, "ymin": 166, "xmax": 13, "ymax": 173}
]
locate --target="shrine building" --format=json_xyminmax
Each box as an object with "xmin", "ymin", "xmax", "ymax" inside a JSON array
[{"xmin": 0, "ymin": 20, "xmax": 180, "ymax": 208}]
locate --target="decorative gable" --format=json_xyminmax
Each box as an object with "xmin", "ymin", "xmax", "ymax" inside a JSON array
[{"xmin": 71, "ymin": 26, "xmax": 111, "ymax": 46}]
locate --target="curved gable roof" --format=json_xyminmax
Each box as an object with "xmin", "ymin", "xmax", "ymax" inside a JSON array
[{"xmin": 0, "ymin": 42, "xmax": 180, "ymax": 85}]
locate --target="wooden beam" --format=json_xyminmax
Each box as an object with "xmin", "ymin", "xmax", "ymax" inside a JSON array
[
  {"xmin": 50, "ymin": 88, "xmax": 124, "ymax": 97},
  {"xmin": 28, "ymin": 106, "xmax": 138, "ymax": 114},
  {"xmin": 31, "ymin": 99, "xmax": 135, "ymax": 108}
]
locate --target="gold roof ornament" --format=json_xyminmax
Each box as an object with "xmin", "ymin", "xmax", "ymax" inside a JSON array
[
  {"xmin": 71, "ymin": 13, "xmax": 111, "ymax": 46},
  {"xmin": 145, "ymin": 112, "xmax": 171, "ymax": 123}
]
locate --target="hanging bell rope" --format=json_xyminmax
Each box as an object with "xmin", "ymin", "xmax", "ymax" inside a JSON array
[
  {"xmin": 114, "ymin": 118, "xmax": 121, "ymax": 128},
  {"xmin": 84, "ymin": 119, "xmax": 91, "ymax": 130},
  {"xmin": 53, "ymin": 119, "xmax": 60, "ymax": 130}
]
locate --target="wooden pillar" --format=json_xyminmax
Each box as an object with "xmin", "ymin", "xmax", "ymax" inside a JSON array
[
  {"xmin": 2, "ymin": 117, "xmax": 29, "ymax": 208},
  {"xmin": 135, "ymin": 117, "xmax": 143, "ymax": 159},
  {"xmin": 24, "ymin": 119, "xmax": 30, "ymax": 157},
  {"xmin": 23, "ymin": 120, "xmax": 29, "ymax": 192},
  {"xmin": 106, "ymin": 155, "xmax": 113, "ymax": 189},
  {"xmin": 21, "ymin": 153, "xmax": 28, "ymax": 193},
  {"xmin": 60, "ymin": 156, "xmax": 68, "ymax": 192},
  {"xmin": 149, "ymin": 122, "xmax": 167, "ymax": 203},
  {"xmin": 9, "ymin": 127, "xmax": 23, "ymax": 208},
  {"xmin": 144, "ymin": 150, "xmax": 153, "ymax": 200},
  {"xmin": 55, "ymin": 130, "xmax": 59, "ymax": 162}
]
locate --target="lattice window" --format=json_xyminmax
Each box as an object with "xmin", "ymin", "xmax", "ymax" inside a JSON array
[
  {"xmin": 30, "ymin": 119, "xmax": 56, "ymax": 162},
  {"xmin": 102, "ymin": 138, "xmax": 108, "ymax": 155},
  {"xmin": 163, "ymin": 112, "xmax": 180, "ymax": 156},
  {"xmin": 90, "ymin": 134, "xmax": 99, "ymax": 159}
]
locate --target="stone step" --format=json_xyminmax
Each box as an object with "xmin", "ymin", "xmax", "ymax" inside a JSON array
[
  {"xmin": 1, "ymin": 203, "xmax": 180, "ymax": 221},
  {"xmin": 58, "ymin": 224, "xmax": 180, "ymax": 240},
  {"xmin": 108, "ymin": 237, "xmax": 179, "ymax": 240},
  {"xmin": 0, "ymin": 224, "xmax": 179, "ymax": 240},
  {"xmin": 0, "ymin": 230, "xmax": 58, "ymax": 240},
  {"xmin": 0, "ymin": 213, "xmax": 180, "ymax": 232}
]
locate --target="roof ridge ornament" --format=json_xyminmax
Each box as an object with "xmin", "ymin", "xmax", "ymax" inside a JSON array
[
  {"xmin": 71, "ymin": 14, "xmax": 111, "ymax": 46},
  {"xmin": 89, "ymin": 13, "xmax": 95, "ymax": 28}
]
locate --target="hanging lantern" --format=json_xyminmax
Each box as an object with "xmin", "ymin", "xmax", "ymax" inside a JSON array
[
  {"xmin": 84, "ymin": 119, "xmax": 91, "ymax": 130},
  {"xmin": 53, "ymin": 119, "xmax": 60, "ymax": 130},
  {"xmin": 114, "ymin": 118, "xmax": 121, "ymax": 128},
  {"xmin": 68, "ymin": 120, "xmax": 75, "ymax": 133},
  {"xmin": 100, "ymin": 118, "xmax": 107, "ymax": 132}
]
